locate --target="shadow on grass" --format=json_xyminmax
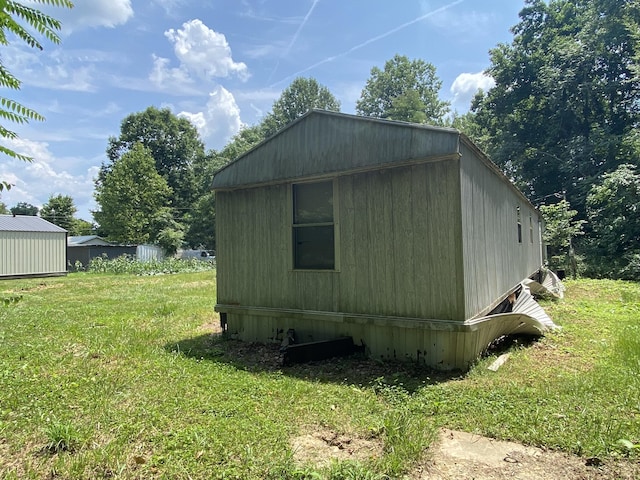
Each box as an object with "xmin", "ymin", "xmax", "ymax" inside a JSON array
[{"xmin": 163, "ymin": 332, "xmax": 538, "ymax": 392}]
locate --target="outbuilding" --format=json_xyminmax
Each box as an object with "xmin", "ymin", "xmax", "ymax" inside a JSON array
[
  {"xmin": 213, "ymin": 110, "xmax": 558, "ymax": 370},
  {"xmin": 0, "ymin": 214, "xmax": 67, "ymax": 279},
  {"xmin": 67, "ymin": 235, "xmax": 137, "ymax": 270}
]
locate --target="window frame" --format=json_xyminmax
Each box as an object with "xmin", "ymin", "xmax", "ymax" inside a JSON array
[{"xmin": 290, "ymin": 179, "xmax": 339, "ymax": 271}]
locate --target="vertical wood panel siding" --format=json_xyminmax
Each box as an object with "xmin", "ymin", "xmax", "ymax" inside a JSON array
[
  {"xmin": 213, "ymin": 112, "xmax": 460, "ymax": 190},
  {"xmin": 216, "ymin": 159, "xmax": 464, "ymax": 321},
  {"xmin": 459, "ymin": 143, "xmax": 543, "ymax": 318},
  {"xmin": 0, "ymin": 232, "xmax": 66, "ymax": 277}
]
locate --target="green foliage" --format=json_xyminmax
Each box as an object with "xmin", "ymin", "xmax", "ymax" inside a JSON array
[
  {"xmin": 155, "ymin": 220, "xmax": 185, "ymax": 256},
  {"xmin": 0, "ymin": 199, "xmax": 8, "ymax": 214},
  {"xmin": 1, "ymin": 294, "xmax": 22, "ymax": 306},
  {"xmin": 0, "ymin": 0, "xmax": 73, "ymax": 185},
  {"xmin": 94, "ymin": 143, "xmax": 173, "ymax": 244},
  {"xmin": 104, "ymin": 106, "xmax": 207, "ymax": 214},
  {"xmin": 386, "ymin": 90, "xmax": 427, "ymax": 123},
  {"xmin": 448, "ymin": 107, "xmax": 492, "ymax": 152},
  {"xmin": 44, "ymin": 419, "xmax": 80, "ymax": 453},
  {"xmin": 9, "ymin": 201, "xmax": 37, "ymax": 215},
  {"xmin": 585, "ymin": 164, "xmax": 640, "ymax": 279},
  {"xmin": 262, "ymin": 77, "xmax": 341, "ymax": 137},
  {"xmin": 539, "ymin": 199, "xmax": 585, "ymax": 275},
  {"xmin": 356, "ymin": 54, "xmax": 450, "ymax": 125},
  {"xmin": 40, "ymin": 193, "xmax": 77, "ymax": 231},
  {"xmin": 69, "ymin": 217, "xmax": 95, "ymax": 236},
  {"xmin": 473, "ymin": 0, "xmax": 640, "ymax": 213},
  {"xmin": 327, "ymin": 461, "xmax": 387, "ymax": 480},
  {"xmin": 184, "ymin": 191, "xmax": 216, "ymax": 250},
  {"xmin": 210, "ymin": 124, "xmax": 265, "ymax": 167},
  {"xmin": 86, "ymin": 255, "xmax": 215, "ymax": 275}
]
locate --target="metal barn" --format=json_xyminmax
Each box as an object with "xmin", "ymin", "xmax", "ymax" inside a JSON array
[
  {"xmin": 212, "ymin": 110, "xmax": 558, "ymax": 370},
  {"xmin": 67, "ymin": 235, "xmax": 137, "ymax": 270},
  {"xmin": 0, "ymin": 215, "xmax": 67, "ymax": 279}
]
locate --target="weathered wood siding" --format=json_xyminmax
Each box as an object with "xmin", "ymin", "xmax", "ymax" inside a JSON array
[
  {"xmin": 213, "ymin": 111, "xmax": 460, "ymax": 190},
  {"xmin": 216, "ymin": 159, "xmax": 465, "ymax": 321},
  {"xmin": 458, "ymin": 141, "xmax": 544, "ymax": 318},
  {"xmin": 0, "ymin": 231, "xmax": 67, "ymax": 278}
]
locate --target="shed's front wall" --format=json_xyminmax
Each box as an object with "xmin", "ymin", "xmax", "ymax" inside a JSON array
[
  {"xmin": 216, "ymin": 158, "xmax": 464, "ymax": 322},
  {"xmin": 0, "ymin": 231, "xmax": 67, "ymax": 278},
  {"xmin": 459, "ymin": 142, "xmax": 544, "ymax": 318},
  {"xmin": 213, "ymin": 112, "xmax": 460, "ymax": 190}
]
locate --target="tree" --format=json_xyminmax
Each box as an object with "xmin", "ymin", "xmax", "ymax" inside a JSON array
[
  {"xmin": 262, "ymin": 77, "xmax": 340, "ymax": 137},
  {"xmin": 40, "ymin": 194, "xmax": 76, "ymax": 231},
  {"xmin": 152, "ymin": 210, "xmax": 185, "ymax": 256},
  {"xmin": 184, "ymin": 191, "xmax": 216, "ymax": 251},
  {"xmin": 473, "ymin": 0, "xmax": 640, "ymax": 213},
  {"xmin": 0, "ymin": 200, "xmax": 8, "ymax": 214},
  {"xmin": 211, "ymin": 124, "xmax": 265, "ymax": 166},
  {"xmin": 539, "ymin": 199, "xmax": 585, "ymax": 276},
  {"xmin": 104, "ymin": 107, "xmax": 206, "ymax": 212},
  {"xmin": 10, "ymin": 202, "xmax": 37, "ymax": 216},
  {"xmin": 585, "ymin": 164, "xmax": 640, "ymax": 279},
  {"xmin": 70, "ymin": 218, "xmax": 94, "ymax": 236},
  {"xmin": 0, "ymin": 0, "xmax": 73, "ymax": 192},
  {"xmin": 356, "ymin": 54, "xmax": 450, "ymax": 125},
  {"xmin": 94, "ymin": 143, "xmax": 172, "ymax": 244}
]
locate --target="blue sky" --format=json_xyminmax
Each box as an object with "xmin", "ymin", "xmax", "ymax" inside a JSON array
[{"xmin": 0, "ymin": 0, "xmax": 524, "ymax": 221}]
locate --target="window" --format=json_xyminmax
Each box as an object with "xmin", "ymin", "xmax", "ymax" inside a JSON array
[
  {"xmin": 529, "ymin": 215, "xmax": 534, "ymax": 243},
  {"xmin": 517, "ymin": 206, "xmax": 522, "ymax": 244},
  {"xmin": 292, "ymin": 180, "xmax": 335, "ymax": 269}
]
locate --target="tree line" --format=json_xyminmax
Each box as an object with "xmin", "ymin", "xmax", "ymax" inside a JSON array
[{"xmin": 1, "ymin": 0, "xmax": 638, "ymax": 279}]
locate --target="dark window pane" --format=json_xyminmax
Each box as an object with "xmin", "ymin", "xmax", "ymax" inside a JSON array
[
  {"xmin": 294, "ymin": 225, "xmax": 335, "ymax": 269},
  {"xmin": 293, "ymin": 181, "xmax": 333, "ymax": 224}
]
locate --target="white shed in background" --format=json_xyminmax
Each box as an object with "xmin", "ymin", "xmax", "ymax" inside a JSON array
[{"xmin": 0, "ymin": 215, "xmax": 67, "ymax": 279}]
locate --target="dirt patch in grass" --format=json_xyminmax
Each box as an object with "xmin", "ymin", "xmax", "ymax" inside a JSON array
[
  {"xmin": 415, "ymin": 429, "xmax": 640, "ymax": 480},
  {"xmin": 291, "ymin": 427, "xmax": 383, "ymax": 467}
]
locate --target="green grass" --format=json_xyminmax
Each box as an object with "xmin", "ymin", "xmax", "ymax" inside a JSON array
[{"xmin": 0, "ymin": 273, "xmax": 638, "ymax": 479}]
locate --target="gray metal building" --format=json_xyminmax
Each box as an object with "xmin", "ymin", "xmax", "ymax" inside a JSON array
[
  {"xmin": 213, "ymin": 110, "xmax": 552, "ymax": 370},
  {"xmin": 67, "ymin": 236, "xmax": 137, "ymax": 270},
  {"xmin": 0, "ymin": 215, "xmax": 67, "ymax": 279}
]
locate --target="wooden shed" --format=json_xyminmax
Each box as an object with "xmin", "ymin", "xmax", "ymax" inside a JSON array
[
  {"xmin": 213, "ymin": 110, "xmax": 557, "ymax": 370},
  {"xmin": 0, "ymin": 214, "xmax": 67, "ymax": 279}
]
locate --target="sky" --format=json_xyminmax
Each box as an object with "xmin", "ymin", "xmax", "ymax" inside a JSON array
[{"xmin": 0, "ymin": 0, "xmax": 525, "ymax": 222}]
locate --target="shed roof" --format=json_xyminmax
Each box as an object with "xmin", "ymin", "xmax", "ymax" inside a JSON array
[
  {"xmin": 68, "ymin": 235, "xmax": 111, "ymax": 246},
  {"xmin": 0, "ymin": 215, "xmax": 67, "ymax": 233},
  {"xmin": 212, "ymin": 110, "xmax": 461, "ymax": 191}
]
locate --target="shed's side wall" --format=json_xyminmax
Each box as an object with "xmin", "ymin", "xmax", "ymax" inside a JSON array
[
  {"xmin": 459, "ymin": 143, "xmax": 544, "ymax": 318},
  {"xmin": 216, "ymin": 159, "xmax": 464, "ymax": 321},
  {"xmin": 0, "ymin": 232, "xmax": 67, "ymax": 277}
]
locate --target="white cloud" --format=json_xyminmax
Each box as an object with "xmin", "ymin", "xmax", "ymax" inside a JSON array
[
  {"xmin": 3, "ymin": 46, "xmax": 98, "ymax": 92},
  {"xmin": 450, "ymin": 72, "xmax": 495, "ymax": 109},
  {"xmin": 148, "ymin": 55, "xmax": 199, "ymax": 94},
  {"xmin": 419, "ymin": 1, "xmax": 493, "ymax": 34},
  {"xmin": 178, "ymin": 86, "xmax": 243, "ymax": 149},
  {"xmin": 165, "ymin": 19, "xmax": 249, "ymax": 81},
  {"xmin": 56, "ymin": 0, "xmax": 133, "ymax": 33},
  {"xmin": 152, "ymin": 0, "xmax": 184, "ymax": 15},
  {"xmin": 0, "ymin": 137, "xmax": 98, "ymax": 220}
]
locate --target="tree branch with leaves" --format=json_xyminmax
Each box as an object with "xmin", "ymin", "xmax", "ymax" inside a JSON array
[{"xmin": 0, "ymin": 0, "xmax": 73, "ymax": 191}]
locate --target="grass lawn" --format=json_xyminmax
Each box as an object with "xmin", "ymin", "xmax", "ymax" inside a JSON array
[{"xmin": 0, "ymin": 272, "xmax": 638, "ymax": 479}]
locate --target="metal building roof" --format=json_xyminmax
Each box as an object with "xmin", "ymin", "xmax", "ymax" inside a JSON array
[
  {"xmin": 68, "ymin": 235, "xmax": 111, "ymax": 246},
  {"xmin": 0, "ymin": 215, "xmax": 67, "ymax": 233}
]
